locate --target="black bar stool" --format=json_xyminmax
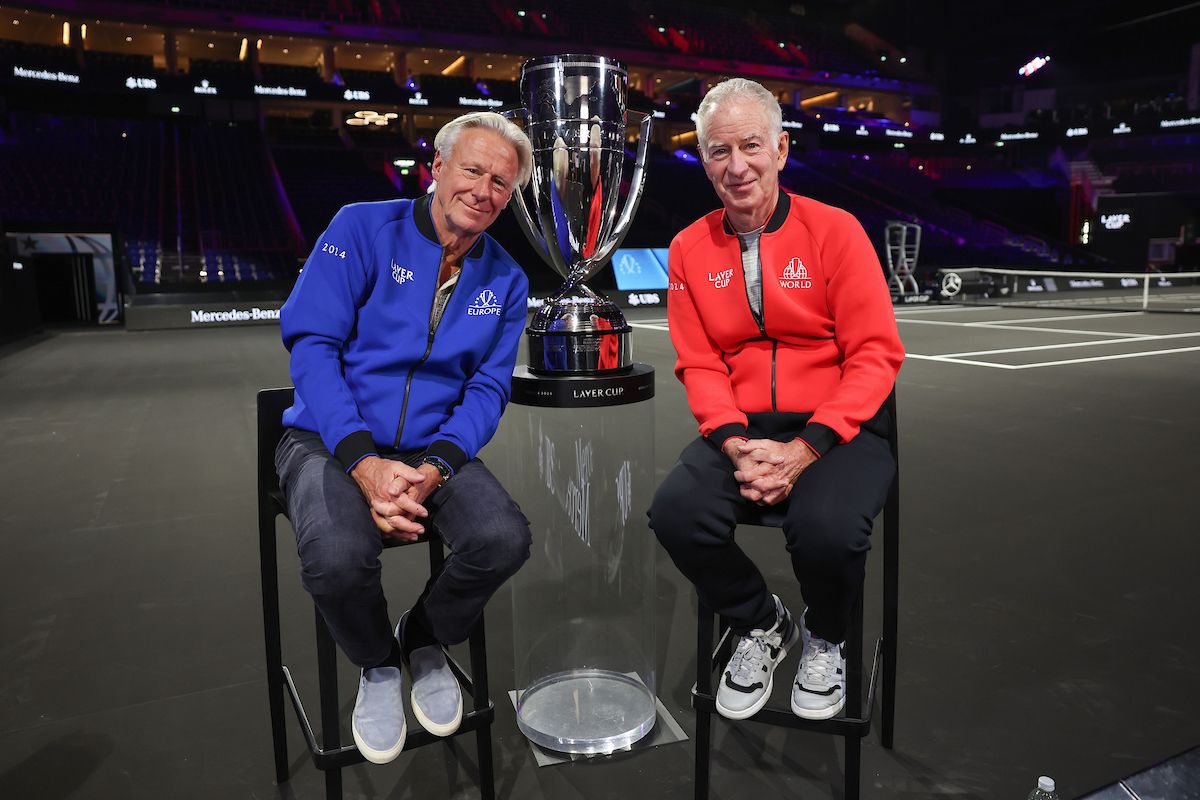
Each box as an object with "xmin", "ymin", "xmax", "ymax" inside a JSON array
[
  {"xmin": 257, "ymin": 387, "xmax": 496, "ymax": 800},
  {"xmin": 691, "ymin": 389, "xmax": 900, "ymax": 800}
]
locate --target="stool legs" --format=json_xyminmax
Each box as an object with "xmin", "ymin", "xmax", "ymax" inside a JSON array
[
  {"xmin": 694, "ymin": 603, "xmax": 715, "ymax": 800},
  {"xmin": 844, "ymin": 592, "xmax": 866, "ymax": 800},
  {"xmin": 259, "ymin": 505, "xmax": 289, "ymax": 784},
  {"xmin": 468, "ymin": 621, "xmax": 495, "ymax": 800},
  {"xmin": 316, "ymin": 608, "xmax": 343, "ymax": 800}
]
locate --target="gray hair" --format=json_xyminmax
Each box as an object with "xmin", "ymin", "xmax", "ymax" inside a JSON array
[
  {"xmin": 695, "ymin": 78, "xmax": 783, "ymax": 154},
  {"xmin": 434, "ymin": 111, "xmax": 534, "ymax": 189}
]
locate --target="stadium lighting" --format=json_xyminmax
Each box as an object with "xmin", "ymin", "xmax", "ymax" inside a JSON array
[
  {"xmin": 170, "ymin": 106, "xmax": 180, "ymax": 113},
  {"xmin": 1017, "ymin": 54, "xmax": 1050, "ymax": 77},
  {"xmin": 239, "ymin": 37, "xmax": 248, "ymax": 61},
  {"xmin": 62, "ymin": 22, "xmax": 70, "ymax": 45},
  {"xmin": 81, "ymin": 23, "xmax": 87, "ymax": 41},
  {"xmin": 899, "ymin": 56, "xmax": 907, "ymax": 64}
]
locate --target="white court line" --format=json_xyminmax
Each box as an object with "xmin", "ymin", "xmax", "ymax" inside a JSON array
[
  {"xmin": 976, "ymin": 311, "xmax": 1142, "ymax": 325},
  {"xmin": 896, "ymin": 318, "xmax": 1142, "ymax": 337},
  {"xmin": 940, "ymin": 336, "xmax": 1158, "ymax": 357},
  {"xmin": 1010, "ymin": 345, "xmax": 1200, "ymax": 369},
  {"xmin": 630, "ymin": 322, "xmax": 670, "ymax": 331},
  {"xmin": 893, "ymin": 305, "xmax": 978, "ymax": 315},
  {"xmin": 939, "ymin": 331, "xmax": 1200, "ymax": 358},
  {"xmin": 904, "ymin": 354, "xmax": 1019, "ymax": 369}
]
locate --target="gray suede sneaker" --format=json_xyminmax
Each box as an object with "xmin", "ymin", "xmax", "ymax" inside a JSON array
[
  {"xmin": 351, "ymin": 666, "xmax": 406, "ymax": 764},
  {"xmin": 398, "ymin": 613, "xmax": 463, "ymax": 736}
]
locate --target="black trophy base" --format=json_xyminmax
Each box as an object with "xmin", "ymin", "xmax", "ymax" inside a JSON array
[{"xmin": 511, "ymin": 364, "xmax": 654, "ymax": 409}]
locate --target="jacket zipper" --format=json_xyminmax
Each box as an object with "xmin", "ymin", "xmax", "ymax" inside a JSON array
[
  {"xmin": 742, "ymin": 237, "xmax": 778, "ymax": 412},
  {"xmin": 393, "ymin": 265, "xmax": 461, "ymax": 449}
]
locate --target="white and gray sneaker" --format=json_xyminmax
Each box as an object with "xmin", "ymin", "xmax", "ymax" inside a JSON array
[
  {"xmin": 790, "ymin": 612, "xmax": 846, "ymax": 720},
  {"xmin": 714, "ymin": 594, "xmax": 799, "ymax": 720}
]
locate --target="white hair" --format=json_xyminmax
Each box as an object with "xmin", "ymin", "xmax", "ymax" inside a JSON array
[
  {"xmin": 695, "ymin": 78, "xmax": 783, "ymax": 154},
  {"xmin": 434, "ymin": 111, "xmax": 534, "ymax": 188}
]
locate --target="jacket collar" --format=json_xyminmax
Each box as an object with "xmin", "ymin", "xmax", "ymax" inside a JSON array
[
  {"xmin": 721, "ymin": 188, "xmax": 791, "ymax": 240},
  {"xmin": 414, "ymin": 193, "xmax": 486, "ymax": 260}
]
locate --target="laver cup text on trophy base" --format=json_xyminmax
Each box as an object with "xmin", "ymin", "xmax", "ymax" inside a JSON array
[
  {"xmin": 500, "ymin": 53, "xmax": 662, "ymax": 757},
  {"xmin": 507, "ymin": 53, "xmax": 651, "ymax": 375}
]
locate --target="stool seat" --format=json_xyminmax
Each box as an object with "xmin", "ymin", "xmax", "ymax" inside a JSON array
[
  {"xmin": 690, "ymin": 388, "xmax": 900, "ymax": 800},
  {"xmin": 257, "ymin": 387, "xmax": 496, "ymax": 800}
]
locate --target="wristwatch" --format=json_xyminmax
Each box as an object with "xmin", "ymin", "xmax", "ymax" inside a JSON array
[{"xmin": 421, "ymin": 456, "xmax": 452, "ymax": 487}]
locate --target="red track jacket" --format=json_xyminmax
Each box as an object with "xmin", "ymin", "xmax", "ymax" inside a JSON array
[{"xmin": 667, "ymin": 190, "xmax": 904, "ymax": 455}]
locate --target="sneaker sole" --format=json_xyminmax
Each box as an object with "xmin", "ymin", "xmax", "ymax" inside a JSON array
[
  {"xmin": 352, "ymin": 719, "xmax": 407, "ymax": 764},
  {"xmin": 411, "ymin": 690, "xmax": 463, "ymax": 737},
  {"xmin": 714, "ymin": 618, "xmax": 802, "ymax": 721},
  {"xmin": 790, "ymin": 693, "xmax": 846, "ymax": 720}
]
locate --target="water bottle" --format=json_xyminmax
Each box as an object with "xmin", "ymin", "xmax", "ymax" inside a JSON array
[{"xmin": 1027, "ymin": 776, "xmax": 1059, "ymax": 800}]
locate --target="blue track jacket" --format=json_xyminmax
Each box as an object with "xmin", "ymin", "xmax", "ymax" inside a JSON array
[{"xmin": 280, "ymin": 194, "xmax": 529, "ymax": 474}]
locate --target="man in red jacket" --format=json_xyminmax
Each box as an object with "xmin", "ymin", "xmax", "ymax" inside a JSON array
[{"xmin": 648, "ymin": 78, "xmax": 904, "ymax": 721}]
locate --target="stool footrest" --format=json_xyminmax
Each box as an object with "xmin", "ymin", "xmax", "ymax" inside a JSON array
[
  {"xmin": 283, "ymin": 660, "xmax": 496, "ymax": 771},
  {"xmin": 691, "ymin": 636, "xmax": 883, "ymax": 738}
]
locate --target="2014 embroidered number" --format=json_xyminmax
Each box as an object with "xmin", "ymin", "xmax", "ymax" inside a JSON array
[{"xmin": 321, "ymin": 242, "xmax": 347, "ymax": 259}]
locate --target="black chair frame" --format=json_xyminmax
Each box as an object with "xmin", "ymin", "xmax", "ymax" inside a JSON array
[
  {"xmin": 691, "ymin": 389, "xmax": 900, "ymax": 800},
  {"xmin": 257, "ymin": 387, "xmax": 496, "ymax": 800}
]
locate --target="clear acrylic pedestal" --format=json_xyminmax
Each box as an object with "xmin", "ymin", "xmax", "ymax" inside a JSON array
[{"xmin": 499, "ymin": 364, "xmax": 657, "ymax": 755}]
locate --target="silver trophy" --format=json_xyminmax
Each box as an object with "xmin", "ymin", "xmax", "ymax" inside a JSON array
[{"xmin": 507, "ymin": 54, "xmax": 651, "ymax": 375}]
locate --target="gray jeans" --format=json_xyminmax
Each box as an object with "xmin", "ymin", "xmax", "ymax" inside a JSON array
[{"xmin": 276, "ymin": 428, "xmax": 531, "ymax": 668}]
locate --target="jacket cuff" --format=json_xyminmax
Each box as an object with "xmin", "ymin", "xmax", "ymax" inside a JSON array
[
  {"xmin": 796, "ymin": 423, "xmax": 839, "ymax": 457},
  {"xmin": 335, "ymin": 430, "xmax": 378, "ymax": 473},
  {"xmin": 708, "ymin": 423, "xmax": 749, "ymax": 450},
  {"xmin": 426, "ymin": 440, "xmax": 468, "ymax": 476}
]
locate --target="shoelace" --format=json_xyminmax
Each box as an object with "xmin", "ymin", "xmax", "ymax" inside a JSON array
[
  {"xmin": 800, "ymin": 641, "xmax": 841, "ymax": 687},
  {"xmin": 727, "ymin": 628, "xmax": 778, "ymax": 684}
]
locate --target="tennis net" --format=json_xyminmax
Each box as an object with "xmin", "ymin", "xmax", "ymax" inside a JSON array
[{"xmin": 934, "ymin": 268, "xmax": 1200, "ymax": 313}]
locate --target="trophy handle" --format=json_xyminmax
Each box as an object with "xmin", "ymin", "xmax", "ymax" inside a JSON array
[
  {"xmin": 504, "ymin": 108, "xmax": 570, "ymax": 276},
  {"xmin": 588, "ymin": 111, "xmax": 653, "ymax": 270}
]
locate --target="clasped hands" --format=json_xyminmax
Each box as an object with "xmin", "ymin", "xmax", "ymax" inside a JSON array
[
  {"xmin": 723, "ymin": 437, "xmax": 817, "ymax": 506},
  {"xmin": 350, "ymin": 456, "xmax": 443, "ymax": 541}
]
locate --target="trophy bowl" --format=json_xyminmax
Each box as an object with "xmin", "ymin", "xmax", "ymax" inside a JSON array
[{"xmin": 508, "ymin": 54, "xmax": 651, "ymax": 375}]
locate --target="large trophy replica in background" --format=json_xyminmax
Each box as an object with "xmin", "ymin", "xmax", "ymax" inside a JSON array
[{"xmin": 499, "ymin": 54, "xmax": 659, "ymax": 755}]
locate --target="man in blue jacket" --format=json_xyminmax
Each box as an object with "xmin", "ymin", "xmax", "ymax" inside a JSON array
[{"xmin": 275, "ymin": 111, "xmax": 534, "ymax": 764}]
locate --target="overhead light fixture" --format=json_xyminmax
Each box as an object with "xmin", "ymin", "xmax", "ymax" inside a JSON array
[
  {"xmin": 349, "ymin": 111, "xmax": 391, "ymax": 126},
  {"xmin": 441, "ymin": 55, "xmax": 466, "ymax": 75},
  {"xmin": 62, "ymin": 21, "xmax": 70, "ymax": 45},
  {"xmin": 239, "ymin": 37, "xmax": 248, "ymax": 61}
]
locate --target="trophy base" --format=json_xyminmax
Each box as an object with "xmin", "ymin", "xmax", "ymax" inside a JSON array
[{"xmin": 527, "ymin": 328, "xmax": 632, "ymax": 375}]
